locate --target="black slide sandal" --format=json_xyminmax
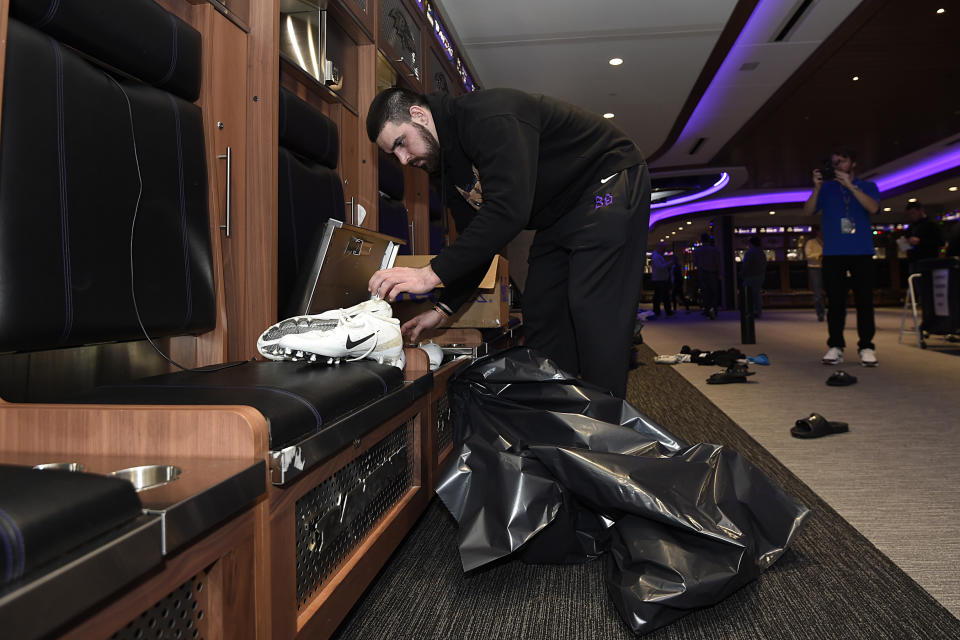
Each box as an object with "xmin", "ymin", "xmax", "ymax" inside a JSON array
[
  {"xmin": 706, "ymin": 364, "xmax": 755, "ymax": 384},
  {"xmin": 790, "ymin": 413, "xmax": 849, "ymax": 438},
  {"xmin": 827, "ymin": 370, "xmax": 858, "ymax": 386}
]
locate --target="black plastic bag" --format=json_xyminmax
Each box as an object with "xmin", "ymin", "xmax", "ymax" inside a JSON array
[{"xmin": 436, "ymin": 347, "xmax": 809, "ymax": 635}]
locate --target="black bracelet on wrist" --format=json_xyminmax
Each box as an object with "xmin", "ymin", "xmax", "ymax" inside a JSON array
[{"xmin": 433, "ymin": 305, "xmax": 450, "ymax": 318}]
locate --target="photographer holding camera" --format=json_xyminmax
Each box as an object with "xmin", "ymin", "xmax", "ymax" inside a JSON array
[{"xmin": 802, "ymin": 147, "xmax": 881, "ymax": 367}]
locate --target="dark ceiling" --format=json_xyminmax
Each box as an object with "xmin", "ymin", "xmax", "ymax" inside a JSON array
[{"xmin": 712, "ymin": 0, "xmax": 960, "ymax": 190}]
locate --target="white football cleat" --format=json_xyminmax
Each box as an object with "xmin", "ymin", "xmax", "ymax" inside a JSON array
[
  {"xmin": 257, "ymin": 297, "xmax": 392, "ymax": 361},
  {"xmin": 277, "ymin": 310, "xmax": 405, "ymax": 369}
]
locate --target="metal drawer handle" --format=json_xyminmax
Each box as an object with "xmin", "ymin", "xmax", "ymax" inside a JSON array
[{"xmin": 217, "ymin": 146, "xmax": 232, "ymax": 237}]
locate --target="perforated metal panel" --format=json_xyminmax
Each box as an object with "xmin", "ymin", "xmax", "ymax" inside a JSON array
[
  {"xmin": 110, "ymin": 574, "xmax": 205, "ymax": 640},
  {"xmin": 295, "ymin": 420, "xmax": 415, "ymax": 608},
  {"xmin": 436, "ymin": 393, "xmax": 452, "ymax": 453}
]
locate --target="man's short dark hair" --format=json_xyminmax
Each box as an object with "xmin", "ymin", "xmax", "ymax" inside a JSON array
[
  {"xmin": 905, "ymin": 201, "xmax": 924, "ymax": 211},
  {"xmin": 749, "ymin": 235, "xmax": 762, "ymax": 247},
  {"xmin": 830, "ymin": 146, "xmax": 857, "ymax": 162},
  {"xmin": 366, "ymin": 87, "xmax": 429, "ymax": 142}
]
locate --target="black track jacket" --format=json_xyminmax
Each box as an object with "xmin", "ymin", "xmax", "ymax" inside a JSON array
[{"xmin": 427, "ymin": 89, "xmax": 644, "ymax": 312}]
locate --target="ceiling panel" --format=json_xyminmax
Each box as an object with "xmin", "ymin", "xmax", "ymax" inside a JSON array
[{"xmin": 431, "ymin": 0, "xmax": 960, "ymax": 243}]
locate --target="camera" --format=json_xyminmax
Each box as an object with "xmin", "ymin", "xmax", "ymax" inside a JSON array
[{"xmin": 819, "ymin": 165, "xmax": 835, "ymax": 181}]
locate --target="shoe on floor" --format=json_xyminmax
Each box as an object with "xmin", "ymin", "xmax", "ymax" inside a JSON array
[
  {"xmin": 257, "ymin": 297, "xmax": 392, "ymax": 361},
  {"xmin": 826, "ymin": 370, "xmax": 858, "ymax": 386},
  {"xmin": 706, "ymin": 364, "xmax": 755, "ymax": 384},
  {"xmin": 790, "ymin": 413, "xmax": 849, "ymax": 439},
  {"xmin": 278, "ymin": 310, "xmax": 405, "ymax": 369},
  {"xmin": 654, "ymin": 354, "xmax": 680, "ymax": 364},
  {"xmin": 858, "ymin": 348, "xmax": 878, "ymax": 367},
  {"xmin": 822, "ymin": 347, "xmax": 843, "ymax": 365}
]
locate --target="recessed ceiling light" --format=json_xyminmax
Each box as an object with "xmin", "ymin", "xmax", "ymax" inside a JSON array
[
  {"xmin": 883, "ymin": 207, "xmax": 892, "ymax": 212},
  {"xmin": 908, "ymin": 197, "xmax": 918, "ymax": 202},
  {"xmin": 609, "ymin": 58, "xmax": 623, "ymax": 66},
  {"xmin": 686, "ymin": 221, "xmax": 692, "ymax": 225},
  {"xmin": 937, "ymin": 8, "xmax": 945, "ymax": 14},
  {"xmin": 678, "ymin": 226, "xmax": 683, "ymax": 230},
  {"xmin": 949, "ymin": 186, "xmax": 958, "ymax": 191},
  {"xmin": 852, "ymin": 76, "xmax": 860, "ymax": 81},
  {"xmin": 768, "ymin": 210, "xmax": 776, "ymax": 215},
  {"xmin": 603, "ymin": 113, "xmax": 615, "ymax": 119}
]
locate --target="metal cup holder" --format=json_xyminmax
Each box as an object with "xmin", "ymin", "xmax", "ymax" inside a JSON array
[
  {"xmin": 111, "ymin": 465, "xmax": 182, "ymax": 492},
  {"xmin": 33, "ymin": 462, "xmax": 85, "ymax": 472}
]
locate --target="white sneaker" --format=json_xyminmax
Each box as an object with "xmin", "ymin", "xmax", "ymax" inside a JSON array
[
  {"xmin": 822, "ymin": 347, "xmax": 843, "ymax": 364},
  {"xmin": 858, "ymin": 348, "xmax": 878, "ymax": 367},
  {"xmin": 277, "ymin": 310, "xmax": 405, "ymax": 369},
  {"xmin": 257, "ymin": 298, "xmax": 392, "ymax": 361}
]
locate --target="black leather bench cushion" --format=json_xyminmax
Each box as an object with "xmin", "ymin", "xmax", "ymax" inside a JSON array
[
  {"xmin": 0, "ymin": 20, "xmax": 216, "ymax": 353},
  {"xmin": 0, "ymin": 464, "xmax": 142, "ymax": 585},
  {"xmin": 73, "ymin": 360, "xmax": 405, "ymax": 450},
  {"xmin": 279, "ymin": 87, "xmax": 339, "ymax": 169},
  {"xmin": 10, "ymin": 0, "xmax": 201, "ymax": 101}
]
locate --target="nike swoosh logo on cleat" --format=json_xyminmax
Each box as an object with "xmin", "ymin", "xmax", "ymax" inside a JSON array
[{"xmin": 345, "ymin": 332, "xmax": 375, "ymax": 349}]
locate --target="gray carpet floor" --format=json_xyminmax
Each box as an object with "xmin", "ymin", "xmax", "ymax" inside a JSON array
[
  {"xmin": 331, "ymin": 341, "xmax": 960, "ymax": 639},
  {"xmin": 640, "ymin": 306, "xmax": 960, "ymax": 617}
]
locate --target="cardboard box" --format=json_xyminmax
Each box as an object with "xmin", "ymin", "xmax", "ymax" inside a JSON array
[{"xmin": 392, "ymin": 255, "xmax": 509, "ymax": 328}]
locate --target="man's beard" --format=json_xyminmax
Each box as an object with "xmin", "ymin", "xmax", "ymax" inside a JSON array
[{"xmin": 412, "ymin": 122, "xmax": 441, "ymax": 174}]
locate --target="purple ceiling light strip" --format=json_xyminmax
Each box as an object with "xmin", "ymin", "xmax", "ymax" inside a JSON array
[
  {"xmin": 873, "ymin": 145, "xmax": 960, "ymax": 192},
  {"xmin": 668, "ymin": 1, "xmax": 784, "ymax": 164},
  {"xmin": 647, "ymin": 0, "xmax": 960, "ymax": 228},
  {"xmin": 650, "ymin": 145, "xmax": 960, "ymax": 226},
  {"xmin": 651, "ymin": 172, "xmax": 730, "ymax": 209},
  {"xmin": 649, "ymin": 191, "xmax": 812, "ymax": 226}
]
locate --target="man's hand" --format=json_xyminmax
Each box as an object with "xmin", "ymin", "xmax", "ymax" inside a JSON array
[
  {"xmin": 812, "ymin": 168, "xmax": 824, "ymax": 188},
  {"xmin": 368, "ymin": 265, "xmax": 442, "ymax": 301},
  {"xmin": 401, "ymin": 308, "xmax": 448, "ymax": 343},
  {"xmin": 834, "ymin": 169, "xmax": 854, "ymax": 190}
]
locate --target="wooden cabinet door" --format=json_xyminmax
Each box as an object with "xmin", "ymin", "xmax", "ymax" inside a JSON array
[{"xmin": 202, "ymin": 7, "xmax": 256, "ymax": 360}]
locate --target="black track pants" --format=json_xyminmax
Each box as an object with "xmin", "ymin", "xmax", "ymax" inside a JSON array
[{"xmin": 523, "ymin": 164, "xmax": 650, "ymax": 398}]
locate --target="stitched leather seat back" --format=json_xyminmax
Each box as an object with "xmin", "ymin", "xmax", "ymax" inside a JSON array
[
  {"xmin": 278, "ymin": 87, "xmax": 345, "ymax": 316},
  {"xmin": 10, "ymin": 0, "xmax": 201, "ymax": 101},
  {"xmin": 0, "ymin": 10, "xmax": 214, "ymax": 354},
  {"xmin": 378, "ymin": 153, "xmax": 410, "ymax": 254}
]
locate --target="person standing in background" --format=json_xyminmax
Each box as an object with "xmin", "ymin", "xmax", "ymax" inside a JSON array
[
  {"xmin": 804, "ymin": 226, "xmax": 825, "ymax": 321},
  {"xmin": 671, "ymin": 253, "xmax": 689, "ymax": 312},
  {"xmin": 740, "ymin": 235, "xmax": 767, "ymax": 318},
  {"xmin": 802, "ymin": 147, "xmax": 881, "ymax": 367},
  {"xmin": 693, "ymin": 232, "xmax": 721, "ymax": 319},
  {"xmin": 904, "ymin": 202, "xmax": 944, "ymax": 274},
  {"xmin": 650, "ymin": 242, "xmax": 674, "ymax": 317}
]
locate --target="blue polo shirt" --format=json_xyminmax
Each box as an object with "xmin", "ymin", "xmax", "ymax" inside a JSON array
[{"xmin": 816, "ymin": 178, "xmax": 880, "ymax": 256}]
